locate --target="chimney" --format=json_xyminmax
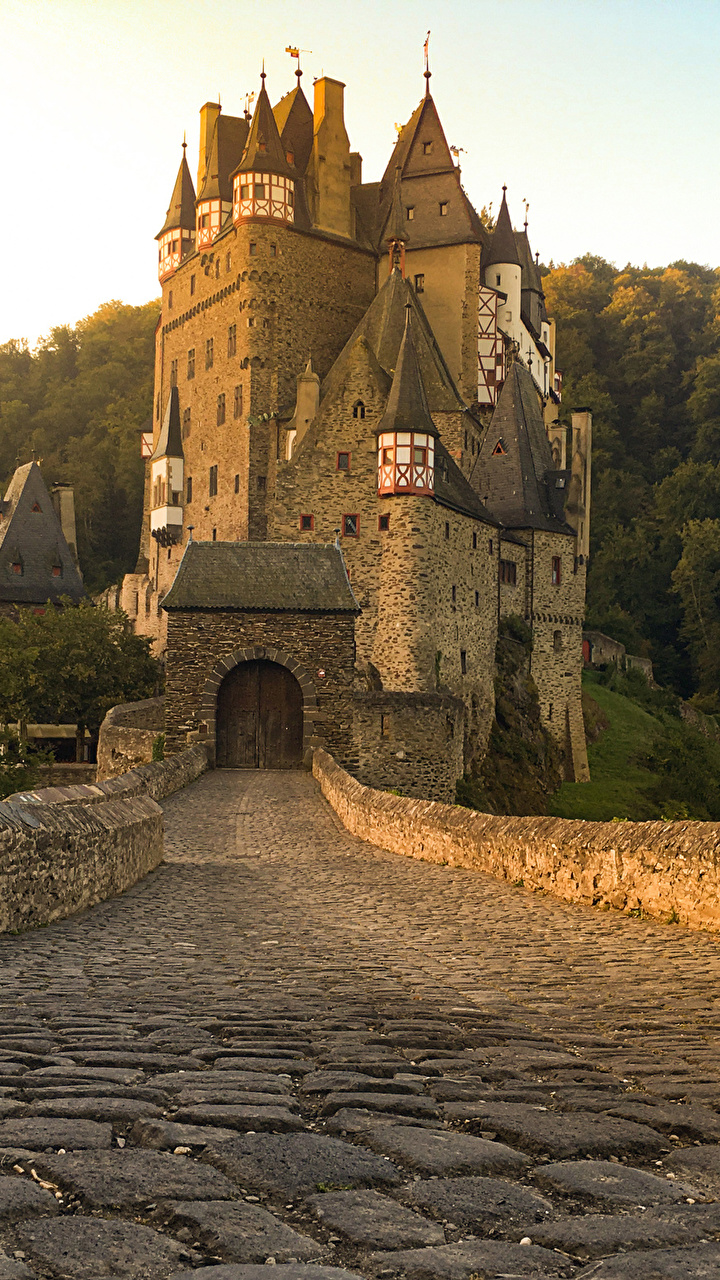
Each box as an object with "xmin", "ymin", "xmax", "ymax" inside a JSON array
[
  {"xmin": 308, "ymin": 78, "xmax": 352, "ymax": 238},
  {"xmin": 349, "ymin": 152, "xmax": 362, "ymax": 186},
  {"xmin": 288, "ymin": 359, "xmax": 321, "ymax": 455},
  {"xmin": 198, "ymin": 102, "xmax": 221, "ymax": 191},
  {"xmin": 51, "ymin": 483, "xmax": 82, "ymax": 575}
]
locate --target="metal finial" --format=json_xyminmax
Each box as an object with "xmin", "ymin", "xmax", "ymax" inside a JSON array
[
  {"xmin": 502, "ymin": 184, "xmax": 507, "ymax": 196},
  {"xmin": 523, "ymin": 197, "xmax": 529, "ymax": 230},
  {"xmin": 260, "ymin": 59, "xmax": 266, "ymax": 82},
  {"xmin": 423, "ymin": 30, "xmax": 431, "ymax": 93},
  {"xmin": 182, "ymin": 132, "xmax": 187, "ymax": 151}
]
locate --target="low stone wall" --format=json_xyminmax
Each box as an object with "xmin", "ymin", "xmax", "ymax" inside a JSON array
[
  {"xmin": 0, "ymin": 744, "xmax": 209, "ymax": 935},
  {"xmin": 35, "ymin": 763, "xmax": 97, "ymax": 788},
  {"xmin": 96, "ymin": 698, "xmax": 165, "ymax": 783},
  {"xmin": 313, "ymin": 748, "xmax": 720, "ymax": 934}
]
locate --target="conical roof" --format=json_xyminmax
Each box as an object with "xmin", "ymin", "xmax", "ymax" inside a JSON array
[
  {"xmin": 375, "ymin": 306, "xmax": 438, "ymax": 439},
  {"xmin": 0, "ymin": 462, "xmax": 85, "ymax": 605},
  {"xmin": 151, "ymin": 387, "xmax": 183, "ymax": 461},
  {"xmin": 475, "ymin": 362, "xmax": 573, "ymax": 532},
  {"xmin": 515, "ymin": 227, "xmax": 542, "ymax": 291},
  {"xmin": 233, "ymin": 77, "xmax": 295, "ymax": 179},
  {"xmin": 198, "ymin": 113, "xmax": 249, "ymax": 203},
  {"xmin": 156, "ymin": 146, "xmax": 196, "ymax": 238},
  {"xmin": 484, "ymin": 189, "xmax": 521, "ymax": 268}
]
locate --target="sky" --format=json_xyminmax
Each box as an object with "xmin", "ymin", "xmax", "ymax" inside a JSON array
[{"xmin": 1, "ymin": 0, "xmax": 718, "ymax": 346}]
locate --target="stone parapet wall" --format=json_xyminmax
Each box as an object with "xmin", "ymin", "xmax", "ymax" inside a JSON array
[
  {"xmin": 96, "ymin": 698, "xmax": 166, "ymax": 783},
  {"xmin": 0, "ymin": 744, "xmax": 210, "ymax": 935},
  {"xmin": 313, "ymin": 748, "xmax": 720, "ymax": 934},
  {"xmin": 352, "ymin": 690, "xmax": 465, "ymax": 803}
]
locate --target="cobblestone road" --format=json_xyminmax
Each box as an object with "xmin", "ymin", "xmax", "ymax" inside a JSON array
[{"xmin": 1, "ymin": 769, "xmax": 720, "ymax": 1279}]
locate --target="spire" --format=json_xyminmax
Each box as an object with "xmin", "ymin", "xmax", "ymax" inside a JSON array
[
  {"xmin": 156, "ymin": 145, "xmax": 196, "ymax": 238},
  {"xmin": 375, "ymin": 305, "xmax": 438, "ymax": 439},
  {"xmin": 234, "ymin": 75, "xmax": 294, "ymax": 178},
  {"xmin": 423, "ymin": 30, "xmax": 431, "ymax": 96},
  {"xmin": 385, "ymin": 165, "xmax": 409, "ymax": 245},
  {"xmin": 484, "ymin": 186, "xmax": 521, "ymax": 268}
]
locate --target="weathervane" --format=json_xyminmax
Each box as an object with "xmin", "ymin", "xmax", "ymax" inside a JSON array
[
  {"xmin": 423, "ymin": 30, "xmax": 431, "ymax": 93},
  {"xmin": 285, "ymin": 45, "xmax": 312, "ymax": 78},
  {"xmin": 523, "ymin": 198, "xmax": 529, "ymax": 229}
]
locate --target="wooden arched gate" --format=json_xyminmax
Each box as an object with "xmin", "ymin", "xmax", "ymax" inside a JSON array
[{"xmin": 216, "ymin": 659, "xmax": 304, "ymax": 769}]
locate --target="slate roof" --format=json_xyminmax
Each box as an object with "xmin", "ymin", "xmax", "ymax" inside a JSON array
[
  {"xmin": 233, "ymin": 79, "xmax": 295, "ymax": 180},
  {"xmin": 156, "ymin": 147, "xmax": 196, "ymax": 238},
  {"xmin": 474, "ymin": 363, "xmax": 574, "ymax": 534},
  {"xmin": 375, "ymin": 307, "xmax": 438, "ymax": 439},
  {"xmin": 197, "ymin": 113, "xmax": 249, "ymax": 204},
  {"xmin": 0, "ymin": 463, "xmax": 85, "ymax": 605},
  {"xmin": 323, "ymin": 267, "xmax": 463, "ymax": 414},
  {"xmin": 162, "ymin": 542, "xmax": 359, "ymax": 612},
  {"xmin": 484, "ymin": 190, "xmax": 521, "ymax": 268},
  {"xmin": 273, "ymin": 80, "xmax": 313, "ymax": 177},
  {"xmin": 434, "ymin": 441, "xmax": 499, "ymax": 525},
  {"xmin": 151, "ymin": 387, "xmax": 183, "ymax": 461}
]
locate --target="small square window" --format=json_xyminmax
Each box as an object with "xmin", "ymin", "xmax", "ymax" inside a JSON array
[
  {"xmin": 414, "ymin": 273, "xmax": 425, "ymax": 293},
  {"xmin": 379, "ymin": 513, "xmax": 390, "ymax": 531},
  {"xmin": 270, "ymin": 243, "xmax": 277, "ymax": 257},
  {"xmin": 300, "ymin": 513, "xmax": 314, "ymax": 531},
  {"xmin": 423, "ymin": 141, "xmax": 433, "ymax": 155},
  {"xmin": 255, "ymin": 183, "xmax": 266, "ymax": 199},
  {"xmin": 406, "ymin": 206, "xmax": 414, "ymax": 221},
  {"xmin": 249, "ymin": 243, "xmax": 257, "ymax": 256},
  {"xmin": 496, "ymin": 273, "xmax": 501, "ymax": 287},
  {"xmin": 257, "ymin": 475, "xmax": 266, "ymax": 491},
  {"xmin": 382, "ymin": 446, "xmax": 393, "ymax": 465},
  {"xmin": 240, "ymin": 183, "xmax": 250, "ymax": 199},
  {"xmin": 343, "ymin": 513, "xmax": 359, "ymax": 537},
  {"xmin": 552, "ymin": 555, "xmax": 562, "ymax": 585},
  {"xmin": 439, "ymin": 201, "xmax": 449, "ymax": 216},
  {"xmin": 52, "ymin": 565, "xmax": 61, "ymax": 577},
  {"xmin": 337, "ymin": 451, "xmax": 351, "ymax": 472}
]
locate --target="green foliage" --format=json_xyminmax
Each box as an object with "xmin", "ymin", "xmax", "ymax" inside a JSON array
[
  {"xmin": 151, "ymin": 733, "xmax": 165, "ymax": 762},
  {"xmin": 552, "ymin": 672, "xmax": 720, "ymax": 821},
  {"xmin": 0, "ymin": 728, "xmax": 52, "ymax": 800},
  {"xmin": 0, "ymin": 602, "xmax": 160, "ymax": 747},
  {"xmin": 0, "ymin": 300, "xmax": 159, "ymax": 592},
  {"xmin": 544, "ymin": 256, "xmax": 720, "ymax": 697}
]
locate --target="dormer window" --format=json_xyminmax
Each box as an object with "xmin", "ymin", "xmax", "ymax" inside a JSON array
[
  {"xmin": 352, "ymin": 401, "xmax": 365, "ymax": 420},
  {"xmin": 423, "ymin": 141, "xmax": 433, "ymax": 155},
  {"xmin": 11, "ymin": 562, "xmax": 22, "ymax": 575},
  {"xmin": 258, "ymin": 139, "xmax": 267, "ymax": 153},
  {"xmin": 31, "ymin": 502, "xmax": 41, "ymax": 513},
  {"xmin": 406, "ymin": 207, "xmax": 414, "ymax": 221},
  {"xmin": 492, "ymin": 438, "xmax": 507, "ymax": 456},
  {"xmin": 439, "ymin": 201, "xmax": 449, "ymax": 216},
  {"xmin": 286, "ymin": 150, "xmax": 295, "ymax": 165},
  {"xmin": 52, "ymin": 565, "xmax": 62, "ymax": 578}
]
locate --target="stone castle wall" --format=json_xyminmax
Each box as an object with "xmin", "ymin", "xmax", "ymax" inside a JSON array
[
  {"xmin": 0, "ymin": 744, "xmax": 209, "ymax": 935},
  {"xmin": 352, "ymin": 690, "xmax": 465, "ymax": 802},
  {"xmin": 314, "ymin": 748, "xmax": 720, "ymax": 934},
  {"xmin": 96, "ymin": 698, "xmax": 165, "ymax": 783}
]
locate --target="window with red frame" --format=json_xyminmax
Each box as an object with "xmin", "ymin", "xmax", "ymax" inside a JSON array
[
  {"xmin": 299, "ymin": 514, "xmax": 314, "ymax": 531},
  {"xmin": 551, "ymin": 555, "xmax": 562, "ymax": 585},
  {"xmin": 342, "ymin": 513, "xmax": 359, "ymax": 537},
  {"xmin": 336, "ymin": 452, "xmax": 351, "ymax": 472}
]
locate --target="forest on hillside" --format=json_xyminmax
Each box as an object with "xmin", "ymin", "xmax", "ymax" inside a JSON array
[
  {"xmin": 3, "ymin": 261, "xmax": 720, "ymax": 704},
  {"xmin": 0, "ymin": 301, "xmax": 158, "ymax": 592}
]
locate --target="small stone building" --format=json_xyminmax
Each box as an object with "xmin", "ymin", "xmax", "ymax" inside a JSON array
[
  {"xmin": 0, "ymin": 462, "xmax": 84, "ymax": 617},
  {"xmin": 162, "ymin": 540, "xmax": 358, "ymax": 766}
]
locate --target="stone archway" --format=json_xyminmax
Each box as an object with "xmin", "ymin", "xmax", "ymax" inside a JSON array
[{"xmin": 198, "ymin": 645, "xmax": 322, "ymax": 764}]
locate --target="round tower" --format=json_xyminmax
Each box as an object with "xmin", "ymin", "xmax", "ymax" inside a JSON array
[
  {"xmin": 376, "ymin": 301, "xmax": 438, "ymax": 497},
  {"xmin": 484, "ymin": 187, "xmax": 522, "ymax": 343}
]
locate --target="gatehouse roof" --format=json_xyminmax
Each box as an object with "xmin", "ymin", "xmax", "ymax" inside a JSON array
[{"xmin": 162, "ymin": 541, "xmax": 359, "ymax": 613}]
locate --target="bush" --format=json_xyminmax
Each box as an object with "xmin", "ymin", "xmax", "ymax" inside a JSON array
[{"xmin": 151, "ymin": 733, "xmax": 165, "ymax": 762}]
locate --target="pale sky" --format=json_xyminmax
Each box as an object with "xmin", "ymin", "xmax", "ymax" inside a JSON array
[{"xmin": 2, "ymin": 0, "xmax": 718, "ymax": 347}]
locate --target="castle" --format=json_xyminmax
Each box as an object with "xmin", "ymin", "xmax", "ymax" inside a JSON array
[{"xmin": 116, "ymin": 61, "xmax": 591, "ymax": 800}]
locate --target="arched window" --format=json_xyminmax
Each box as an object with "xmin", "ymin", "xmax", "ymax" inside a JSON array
[{"xmin": 353, "ymin": 400, "xmax": 365, "ymax": 420}]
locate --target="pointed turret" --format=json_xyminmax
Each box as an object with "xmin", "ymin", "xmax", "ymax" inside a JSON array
[
  {"xmin": 196, "ymin": 109, "xmax": 248, "ymax": 248},
  {"xmin": 484, "ymin": 188, "xmax": 521, "ymax": 268},
  {"xmin": 150, "ymin": 388, "xmax": 184, "ymax": 547},
  {"xmin": 156, "ymin": 144, "xmax": 196, "ymax": 281},
  {"xmin": 515, "ymin": 223, "xmax": 546, "ymax": 340},
  {"xmin": 376, "ymin": 306, "xmax": 438, "ymax": 497},
  {"xmin": 232, "ymin": 73, "xmax": 296, "ymax": 225}
]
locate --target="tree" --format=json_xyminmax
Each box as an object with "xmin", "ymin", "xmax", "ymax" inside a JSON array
[
  {"xmin": 0, "ymin": 603, "xmax": 160, "ymax": 761},
  {"xmin": 672, "ymin": 519, "xmax": 720, "ymax": 698}
]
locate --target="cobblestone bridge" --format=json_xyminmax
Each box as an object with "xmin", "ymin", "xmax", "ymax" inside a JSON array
[{"xmin": 1, "ymin": 770, "xmax": 720, "ymax": 1279}]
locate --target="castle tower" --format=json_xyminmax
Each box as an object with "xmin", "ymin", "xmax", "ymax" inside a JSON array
[
  {"xmin": 156, "ymin": 144, "xmax": 196, "ymax": 282},
  {"xmin": 232, "ymin": 73, "xmax": 296, "ymax": 225},
  {"xmin": 377, "ymin": 305, "xmax": 437, "ymax": 498},
  {"xmin": 484, "ymin": 188, "xmax": 522, "ymax": 357},
  {"xmin": 196, "ymin": 106, "xmax": 248, "ymax": 248}
]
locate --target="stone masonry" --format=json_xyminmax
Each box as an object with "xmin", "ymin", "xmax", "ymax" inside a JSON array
[{"xmin": 1, "ymin": 768, "xmax": 720, "ymax": 1278}]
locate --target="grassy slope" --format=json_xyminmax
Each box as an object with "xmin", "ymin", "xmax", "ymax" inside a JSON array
[{"xmin": 549, "ymin": 675, "xmax": 662, "ymax": 821}]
